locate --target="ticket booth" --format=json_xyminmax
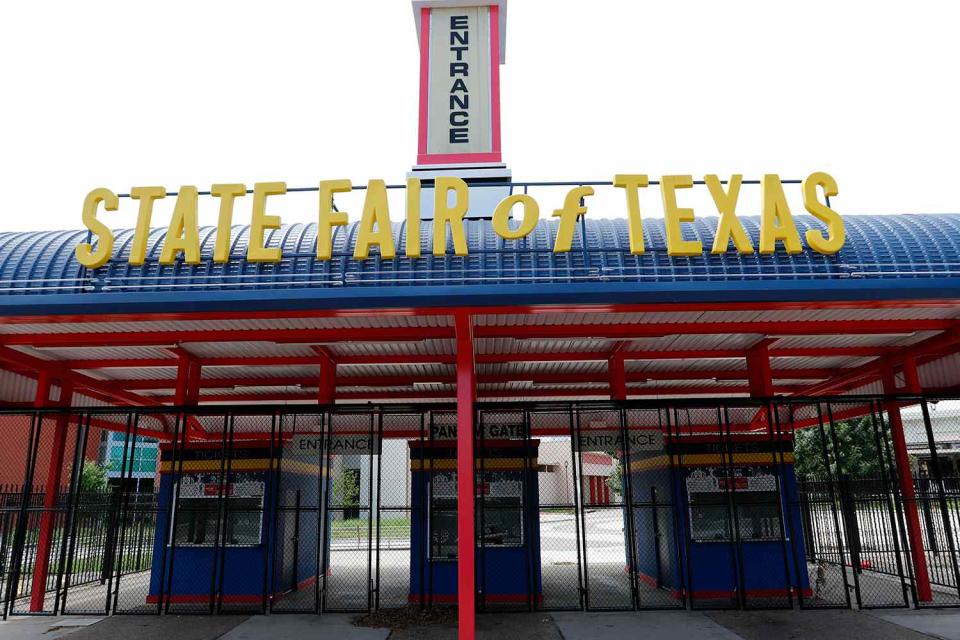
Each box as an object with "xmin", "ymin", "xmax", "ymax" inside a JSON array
[
  {"xmin": 147, "ymin": 442, "xmax": 322, "ymax": 606},
  {"xmin": 628, "ymin": 432, "xmax": 809, "ymax": 603},
  {"xmin": 408, "ymin": 439, "xmax": 542, "ymax": 605}
]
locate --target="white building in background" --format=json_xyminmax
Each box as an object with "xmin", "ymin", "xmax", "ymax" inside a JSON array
[
  {"xmin": 901, "ymin": 401, "xmax": 960, "ymax": 477},
  {"xmin": 339, "ymin": 436, "xmax": 617, "ymax": 513},
  {"xmin": 537, "ymin": 440, "xmax": 617, "ymax": 506}
]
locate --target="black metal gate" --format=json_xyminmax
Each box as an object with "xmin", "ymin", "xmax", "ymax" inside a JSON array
[{"xmin": 2, "ymin": 397, "xmax": 959, "ymax": 618}]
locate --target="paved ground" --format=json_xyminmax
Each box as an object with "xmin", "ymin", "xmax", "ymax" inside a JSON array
[
  {"xmin": 0, "ymin": 616, "xmax": 100, "ymax": 640},
  {"xmin": 551, "ymin": 611, "xmax": 741, "ymax": 640},
  {"xmin": 704, "ymin": 609, "xmax": 940, "ymax": 640},
  {"xmin": 4, "ymin": 608, "xmax": 960, "ymax": 640},
  {"xmin": 870, "ymin": 609, "xmax": 960, "ymax": 640}
]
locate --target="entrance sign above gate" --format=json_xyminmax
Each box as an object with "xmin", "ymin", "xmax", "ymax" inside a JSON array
[
  {"xmin": 75, "ymin": 172, "xmax": 844, "ymax": 269},
  {"xmin": 413, "ymin": 1, "xmax": 505, "ymax": 166},
  {"xmin": 288, "ymin": 433, "xmax": 381, "ymax": 455},
  {"xmin": 576, "ymin": 430, "xmax": 664, "ymax": 453}
]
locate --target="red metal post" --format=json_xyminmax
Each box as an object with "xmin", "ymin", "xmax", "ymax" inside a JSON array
[
  {"xmin": 746, "ymin": 340, "xmax": 774, "ymax": 397},
  {"xmin": 186, "ymin": 360, "xmax": 202, "ymax": 406},
  {"xmin": 174, "ymin": 351, "xmax": 204, "ymax": 439},
  {"xmin": 746, "ymin": 341, "xmax": 774, "ymax": 430},
  {"xmin": 608, "ymin": 341, "xmax": 628, "ymax": 401},
  {"xmin": 30, "ymin": 377, "xmax": 73, "ymax": 612},
  {"xmin": 315, "ymin": 347, "xmax": 337, "ymax": 406},
  {"xmin": 174, "ymin": 354, "xmax": 190, "ymax": 405},
  {"xmin": 454, "ymin": 313, "xmax": 476, "ymax": 640},
  {"xmin": 608, "ymin": 353, "xmax": 627, "ymax": 401},
  {"xmin": 881, "ymin": 363, "xmax": 933, "ymax": 602}
]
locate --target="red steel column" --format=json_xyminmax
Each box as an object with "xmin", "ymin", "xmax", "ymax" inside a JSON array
[
  {"xmin": 175, "ymin": 352, "xmax": 202, "ymax": 439},
  {"xmin": 174, "ymin": 354, "xmax": 190, "ymax": 405},
  {"xmin": 746, "ymin": 340, "xmax": 774, "ymax": 397},
  {"xmin": 746, "ymin": 341, "xmax": 774, "ymax": 432},
  {"xmin": 316, "ymin": 348, "xmax": 337, "ymax": 406},
  {"xmin": 30, "ymin": 377, "xmax": 73, "ymax": 612},
  {"xmin": 881, "ymin": 362, "xmax": 933, "ymax": 602},
  {"xmin": 454, "ymin": 313, "xmax": 476, "ymax": 640},
  {"xmin": 186, "ymin": 360, "xmax": 202, "ymax": 406},
  {"xmin": 608, "ymin": 353, "xmax": 627, "ymax": 401}
]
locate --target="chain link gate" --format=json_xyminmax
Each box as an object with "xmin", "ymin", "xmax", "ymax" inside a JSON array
[
  {"xmin": 793, "ymin": 400, "xmax": 917, "ymax": 609},
  {"xmin": 909, "ymin": 399, "xmax": 960, "ymax": 607},
  {"xmin": 2, "ymin": 398, "xmax": 960, "ymax": 618}
]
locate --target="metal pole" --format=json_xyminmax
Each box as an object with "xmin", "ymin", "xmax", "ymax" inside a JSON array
[
  {"xmin": 29, "ymin": 382, "xmax": 73, "ymax": 612},
  {"xmin": 454, "ymin": 313, "xmax": 476, "ymax": 640},
  {"xmin": 880, "ymin": 366, "xmax": 933, "ymax": 601}
]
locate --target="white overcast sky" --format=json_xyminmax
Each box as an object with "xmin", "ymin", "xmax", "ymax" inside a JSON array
[{"xmin": 1, "ymin": 0, "xmax": 958, "ymax": 233}]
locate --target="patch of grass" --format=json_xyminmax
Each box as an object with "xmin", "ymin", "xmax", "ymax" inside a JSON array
[{"xmin": 331, "ymin": 517, "xmax": 411, "ymax": 540}]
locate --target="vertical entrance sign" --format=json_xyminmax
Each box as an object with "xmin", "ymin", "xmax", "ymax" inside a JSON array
[
  {"xmin": 454, "ymin": 313, "xmax": 476, "ymax": 640},
  {"xmin": 414, "ymin": 1, "xmax": 505, "ymax": 167}
]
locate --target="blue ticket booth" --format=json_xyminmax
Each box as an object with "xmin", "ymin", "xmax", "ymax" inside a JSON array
[
  {"xmin": 148, "ymin": 441, "xmax": 323, "ymax": 606},
  {"xmin": 408, "ymin": 439, "xmax": 542, "ymax": 606},
  {"xmin": 628, "ymin": 432, "xmax": 809, "ymax": 604}
]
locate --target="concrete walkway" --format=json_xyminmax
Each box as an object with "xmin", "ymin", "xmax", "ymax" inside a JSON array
[
  {"xmin": 3, "ymin": 609, "xmax": 960, "ymax": 640},
  {"xmin": 870, "ymin": 609, "xmax": 960, "ymax": 640},
  {"xmin": 552, "ymin": 611, "xmax": 741, "ymax": 640},
  {"xmin": 0, "ymin": 616, "xmax": 100, "ymax": 640},
  {"xmin": 220, "ymin": 615, "xmax": 388, "ymax": 640}
]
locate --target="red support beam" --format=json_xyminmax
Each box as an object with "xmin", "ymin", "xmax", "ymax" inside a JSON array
[
  {"xmin": 115, "ymin": 369, "xmax": 836, "ymax": 391},
  {"xmin": 185, "ymin": 360, "xmax": 202, "ymax": 406},
  {"xmin": 54, "ymin": 346, "xmax": 899, "ymax": 370},
  {"xmin": 0, "ymin": 319, "xmax": 951, "ymax": 349},
  {"xmin": 801, "ymin": 327, "xmax": 960, "ymax": 397},
  {"xmin": 166, "ymin": 384, "xmax": 810, "ymax": 403},
  {"xmin": 608, "ymin": 341, "xmax": 628, "ymax": 401},
  {"xmin": 0, "ymin": 346, "xmax": 170, "ymax": 410},
  {"xmin": 315, "ymin": 347, "xmax": 336, "ymax": 406},
  {"xmin": 902, "ymin": 355, "xmax": 922, "ymax": 393},
  {"xmin": 478, "ymin": 319, "xmax": 952, "ymax": 340},
  {"xmin": 0, "ymin": 298, "xmax": 955, "ymax": 327},
  {"xmin": 0, "ymin": 326, "xmax": 449, "ymax": 347},
  {"xmin": 881, "ymin": 363, "xmax": 933, "ymax": 602},
  {"xmin": 30, "ymin": 377, "xmax": 73, "ymax": 612},
  {"xmin": 172, "ymin": 350, "xmax": 204, "ymax": 438},
  {"xmin": 746, "ymin": 340, "xmax": 775, "ymax": 397},
  {"xmin": 454, "ymin": 313, "xmax": 476, "ymax": 640}
]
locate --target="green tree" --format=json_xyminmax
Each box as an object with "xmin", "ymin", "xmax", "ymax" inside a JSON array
[
  {"xmin": 794, "ymin": 417, "xmax": 891, "ymax": 478},
  {"xmin": 332, "ymin": 468, "xmax": 360, "ymax": 506},
  {"xmin": 79, "ymin": 460, "xmax": 109, "ymax": 492},
  {"xmin": 606, "ymin": 459, "xmax": 623, "ymax": 497}
]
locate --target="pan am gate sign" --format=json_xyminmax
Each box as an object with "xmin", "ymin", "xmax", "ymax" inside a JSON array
[{"xmin": 75, "ymin": 172, "xmax": 844, "ymax": 269}]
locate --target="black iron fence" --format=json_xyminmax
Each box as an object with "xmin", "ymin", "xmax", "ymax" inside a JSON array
[{"xmin": 0, "ymin": 396, "xmax": 958, "ymax": 617}]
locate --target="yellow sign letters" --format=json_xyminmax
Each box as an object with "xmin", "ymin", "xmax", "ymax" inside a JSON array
[{"xmin": 75, "ymin": 173, "xmax": 844, "ymax": 269}]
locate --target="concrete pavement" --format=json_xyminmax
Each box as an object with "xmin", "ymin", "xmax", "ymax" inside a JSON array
[
  {"xmin": 870, "ymin": 609, "xmax": 960, "ymax": 640},
  {"xmin": 552, "ymin": 611, "xmax": 741, "ymax": 640},
  {"xmin": 4, "ymin": 608, "xmax": 960, "ymax": 640}
]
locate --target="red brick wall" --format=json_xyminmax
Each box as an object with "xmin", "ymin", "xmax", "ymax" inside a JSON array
[{"xmin": 0, "ymin": 414, "xmax": 101, "ymax": 489}]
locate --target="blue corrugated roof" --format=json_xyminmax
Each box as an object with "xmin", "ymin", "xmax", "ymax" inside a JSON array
[{"xmin": 0, "ymin": 214, "xmax": 959, "ymax": 314}]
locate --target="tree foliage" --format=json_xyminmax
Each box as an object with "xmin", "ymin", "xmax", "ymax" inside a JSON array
[
  {"xmin": 606, "ymin": 459, "xmax": 623, "ymax": 497},
  {"xmin": 79, "ymin": 460, "xmax": 109, "ymax": 492},
  {"xmin": 332, "ymin": 468, "xmax": 361, "ymax": 506},
  {"xmin": 794, "ymin": 417, "xmax": 891, "ymax": 478}
]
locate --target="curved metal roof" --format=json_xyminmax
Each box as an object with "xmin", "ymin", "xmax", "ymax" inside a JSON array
[{"xmin": 1, "ymin": 214, "xmax": 959, "ymax": 314}]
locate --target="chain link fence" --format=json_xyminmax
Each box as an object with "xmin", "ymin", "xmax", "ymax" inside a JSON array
[{"xmin": 0, "ymin": 398, "xmax": 958, "ymax": 618}]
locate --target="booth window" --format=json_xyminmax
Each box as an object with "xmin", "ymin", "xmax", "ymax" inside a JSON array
[
  {"xmin": 172, "ymin": 495, "xmax": 264, "ymax": 547},
  {"xmin": 478, "ymin": 470, "xmax": 524, "ymax": 547},
  {"xmin": 686, "ymin": 467, "xmax": 783, "ymax": 543},
  {"xmin": 429, "ymin": 471, "xmax": 459, "ymax": 560},
  {"xmin": 428, "ymin": 470, "xmax": 525, "ymax": 559}
]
